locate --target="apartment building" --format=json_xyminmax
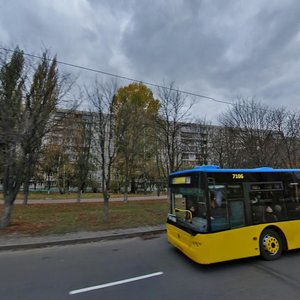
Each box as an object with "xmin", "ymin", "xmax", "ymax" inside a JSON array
[{"xmin": 4, "ymin": 108, "xmax": 296, "ymax": 193}]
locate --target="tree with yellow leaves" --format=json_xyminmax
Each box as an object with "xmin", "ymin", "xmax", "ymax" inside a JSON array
[{"xmin": 113, "ymin": 83, "xmax": 160, "ymax": 201}]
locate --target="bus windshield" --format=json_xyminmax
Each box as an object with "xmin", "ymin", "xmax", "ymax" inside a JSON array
[
  {"xmin": 171, "ymin": 186, "xmax": 208, "ymax": 232},
  {"xmin": 169, "ymin": 173, "xmax": 246, "ymax": 232}
]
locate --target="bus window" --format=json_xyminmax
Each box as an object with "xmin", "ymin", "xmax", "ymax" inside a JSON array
[
  {"xmin": 250, "ymin": 186, "xmax": 286, "ymax": 223},
  {"xmin": 289, "ymin": 182, "xmax": 299, "ymax": 202},
  {"xmin": 173, "ymin": 194, "xmax": 206, "ymax": 221},
  {"xmin": 188, "ymin": 195, "xmax": 208, "ymax": 232},
  {"xmin": 208, "ymin": 183, "xmax": 246, "ymax": 230},
  {"xmin": 227, "ymin": 184, "xmax": 243, "ymax": 199},
  {"xmin": 284, "ymin": 182, "xmax": 300, "ymax": 219},
  {"xmin": 173, "ymin": 193, "xmax": 188, "ymax": 219},
  {"xmin": 208, "ymin": 184, "xmax": 230, "ymax": 231},
  {"xmin": 170, "ymin": 186, "xmax": 208, "ymax": 232}
]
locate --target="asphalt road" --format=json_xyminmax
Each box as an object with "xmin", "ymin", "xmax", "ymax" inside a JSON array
[{"xmin": 1, "ymin": 234, "xmax": 300, "ymax": 300}]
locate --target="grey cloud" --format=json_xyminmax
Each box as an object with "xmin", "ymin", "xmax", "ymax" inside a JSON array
[
  {"xmin": 119, "ymin": 0, "xmax": 300, "ymax": 113},
  {"xmin": 0, "ymin": 0, "xmax": 299, "ymax": 120},
  {"xmin": 121, "ymin": 0, "xmax": 227, "ymax": 81}
]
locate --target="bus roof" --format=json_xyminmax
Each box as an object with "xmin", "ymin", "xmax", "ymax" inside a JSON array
[{"xmin": 170, "ymin": 165, "xmax": 300, "ymax": 176}]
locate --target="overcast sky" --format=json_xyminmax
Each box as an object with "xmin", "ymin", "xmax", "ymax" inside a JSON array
[{"xmin": 0, "ymin": 0, "xmax": 300, "ymax": 123}]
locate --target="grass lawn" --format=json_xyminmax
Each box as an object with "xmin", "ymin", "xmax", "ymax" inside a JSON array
[{"xmin": 0, "ymin": 200, "xmax": 169, "ymax": 236}]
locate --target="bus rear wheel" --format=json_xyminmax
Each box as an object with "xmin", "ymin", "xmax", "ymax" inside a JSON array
[{"xmin": 259, "ymin": 229, "xmax": 283, "ymax": 261}]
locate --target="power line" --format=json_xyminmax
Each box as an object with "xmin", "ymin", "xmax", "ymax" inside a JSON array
[
  {"xmin": 0, "ymin": 46, "xmax": 233, "ymax": 106},
  {"xmin": 1, "ymin": 46, "xmax": 298, "ymax": 118}
]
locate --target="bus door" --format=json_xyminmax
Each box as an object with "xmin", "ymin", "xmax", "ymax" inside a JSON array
[
  {"xmin": 207, "ymin": 178, "xmax": 228, "ymax": 231},
  {"xmin": 226, "ymin": 184, "xmax": 246, "ymax": 228},
  {"xmin": 207, "ymin": 179, "xmax": 246, "ymax": 231}
]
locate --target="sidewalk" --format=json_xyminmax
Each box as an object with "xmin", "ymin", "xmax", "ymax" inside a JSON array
[{"xmin": 0, "ymin": 225, "xmax": 166, "ymax": 251}]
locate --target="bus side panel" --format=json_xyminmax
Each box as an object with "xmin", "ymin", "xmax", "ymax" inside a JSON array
[
  {"xmin": 167, "ymin": 223, "xmax": 262, "ymax": 264},
  {"xmin": 199, "ymin": 226, "xmax": 262, "ymax": 264},
  {"xmin": 168, "ymin": 221, "xmax": 300, "ymax": 264},
  {"xmin": 270, "ymin": 220, "xmax": 300, "ymax": 250}
]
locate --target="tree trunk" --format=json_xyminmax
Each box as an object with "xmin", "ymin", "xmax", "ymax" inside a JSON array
[
  {"xmin": 47, "ymin": 173, "xmax": 51, "ymax": 194},
  {"xmin": 1, "ymin": 177, "xmax": 22, "ymax": 228},
  {"xmin": 23, "ymin": 181, "xmax": 29, "ymax": 205},
  {"xmin": 0, "ymin": 203, "xmax": 13, "ymax": 228},
  {"xmin": 123, "ymin": 179, "xmax": 128, "ymax": 203},
  {"xmin": 23, "ymin": 191, "xmax": 29, "ymax": 205},
  {"xmin": 143, "ymin": 177, "xmax": 147, "ymax": 195},
  {"xmin": 157, "ymin": 183, "xmax": 161, "ymax": 197},
  {"xmin": 77, "ymin": 190, "xmax": 81, "ymax": 203},
  {"xmin": 102, "ymin": 192, "xmax": 110, "ymax": 222},
  {"xmin": 123, "ymin": 191, "xmax": 128, "ymax": 202},
  {"xmin": 130, "ymin": 178, "xmax": 136, "ymax": 194}
]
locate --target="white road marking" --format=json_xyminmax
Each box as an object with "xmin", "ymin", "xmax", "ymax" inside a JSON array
[{"xmin": 69, "ymin": 271, "xmax": 164, "ymax": 295}]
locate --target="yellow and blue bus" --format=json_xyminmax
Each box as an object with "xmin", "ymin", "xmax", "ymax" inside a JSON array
[{"xmin": 167, "ymin": 165, "xmax": 300, "ymax": 264}]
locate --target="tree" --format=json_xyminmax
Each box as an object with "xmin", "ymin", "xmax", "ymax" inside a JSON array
[
  {"xmin": 39, "ymin": 143, "xmax": 62, "ymax": 192},
  {"xmin": 218, "ymin": 98, "xmax": 283, "ymax": 168},
  {"xmin": 180, "ymin": 118, "xmax": 211, "ymax": 168},
  {"xmin": 155, "ymin": 81, "xmax": 194, "ymax": 178},
  {"xmin": 283, "ymin": 112, "xmax": 300, "ymax": 168},
  {"xmin": 0, "ymin": 48, "xmax": 68, "ymax": 227},
  {"xmin": 71, "ymin": 112, "xmax": 93, "ymax": 202},
  {"xmin": 88, "ymin": 79, "xmax": 118, "ymax": 221},
  {"xmin": 113, "ymin": 83, "xmax": 160, "ymax": 202},
  {"xmin": 0, "ymin": 48, "xmax": 25, "ymax": 226},
  {"xmin": 209, "ymin": 126, "xmax": 241, "ymax": 168},
  {"xmin": 21, "ymin": 51, "xmax": 60, "ymax": 204},
  {"xmin": 271, "ymin": 109, "xmax": 300, "ymax": 168},
  {"xmin": 44, "ymin": 110, "xmax": 95, "ymax": 200}
]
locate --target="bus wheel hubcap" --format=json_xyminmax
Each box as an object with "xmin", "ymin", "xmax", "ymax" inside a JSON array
[{"xmin": 263, "ymin": 235, "xmax": 279, "ymax": 254}]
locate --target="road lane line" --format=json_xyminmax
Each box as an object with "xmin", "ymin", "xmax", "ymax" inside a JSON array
[{"xmin": 69, "ymin": 271, "xmax": 163, "ymax": 295}]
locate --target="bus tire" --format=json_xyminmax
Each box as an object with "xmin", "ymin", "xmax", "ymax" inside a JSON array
[{"xmin": 259, "ymin": 228, "xmax": 283, "ymax": 261}]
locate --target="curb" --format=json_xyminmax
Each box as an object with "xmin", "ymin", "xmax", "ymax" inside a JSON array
[{"xmin": 0, "ymin": 228, "xmax": 166, "ymax": 251}]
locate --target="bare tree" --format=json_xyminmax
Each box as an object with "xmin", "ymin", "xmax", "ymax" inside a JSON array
[
  {"xmin": 218, "ymin": 98, "xmax": 284, "ymax": 168},
  {"xmin": 155, "ymin": 81, "xmax": 194, "ymax": 177},
  {"xmin": 271, "ymin": 109, "xmax": 300, "ymax": 168},
  {"xmin": 283, "ymin": 112, "xmax": 300, "ymax": 168},
  {"xmin": 69, "ymin": 112, "xmax": 94, "ymax": 202},
  {"xmin": 190, "ymin": 118, "xmax": 211, "ymax": 166},
  {"xmin": 88, "ymin": 79, "xmax": 118, "ymax": 221},
  {"xmin": 208, "ymin": 125, "xmax": 242, "ymax": 168}
]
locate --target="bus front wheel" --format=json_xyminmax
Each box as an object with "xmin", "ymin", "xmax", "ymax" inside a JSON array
[{"xmin": 259, "ymin": 229, "xmax": 283, "ymax": 261}]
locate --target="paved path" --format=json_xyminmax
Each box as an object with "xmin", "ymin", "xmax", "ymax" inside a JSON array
[{"xmin": 3, "ymin": 195, "xmax": 168, "ymax": 205}]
